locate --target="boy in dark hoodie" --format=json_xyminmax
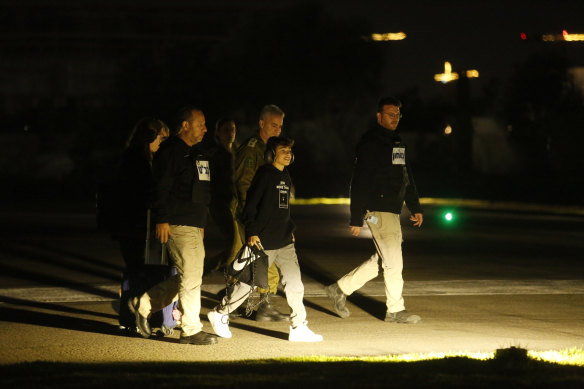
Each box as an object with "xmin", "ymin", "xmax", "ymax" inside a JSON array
[
  {"xmin": 325, "ymin": 97, "xmax": 424, "ymax": 324},
  {"xmin": 207, "ymin": 136, "xmax": 323, "ymax": 342}
]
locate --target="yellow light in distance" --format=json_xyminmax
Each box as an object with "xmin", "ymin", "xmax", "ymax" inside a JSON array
[
  {"xmin": 466, "ymin": 69, "xmax": 479, "ymax": 78},
  {"xmin": 434, "ymin": 61, "xmax": 459, "ymax": 83},
  {"xmin": 564, "ymin": 33, "xmax": 584, "ymax": 41},
  {"xmin": 371, "ymin": 32, "xmax": 407, "ymax": 41},
  {"xmin": 444, "ymin": 125, "xmax": 453, "ymax": 135}
]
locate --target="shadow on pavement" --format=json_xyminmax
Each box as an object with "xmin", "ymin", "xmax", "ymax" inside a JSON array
[
  {"xmin": 14, "ymin": 239, "xmax": 123, "ymax": 272},
  {"xmin": 0, "ymin": 263, "xmax": 118, "ymax": 299},
  {"xmin": 0, "ymin": 296, "xmax": 117, "ymax": 320},
  {"xmin": 0, "ymin": 306, "xmax": 122, "ymax": 337},
  {"xmin": 0, "ymin": 243, "xmax": 120, "ymax": 282}
]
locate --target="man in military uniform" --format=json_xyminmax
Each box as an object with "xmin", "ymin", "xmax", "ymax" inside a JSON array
[{"xmin": 231, "ymin": 104, "xmax": 288, "ymax": 321}]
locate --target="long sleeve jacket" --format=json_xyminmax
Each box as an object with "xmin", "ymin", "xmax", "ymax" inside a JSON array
[
  {"xmin": 151, "ymin": 136, "xmax": 210, "ymax": 228},
  {"xmin": 242, "ymin": 164, "xmax": 296, "ymax": 250},
  {"xmin": 234, "ymin": 133, "xmax": 266, "ymax": 213},
  {"xmin": 349, "ymin": 124, "xmax": 422, "ymax": 226}
]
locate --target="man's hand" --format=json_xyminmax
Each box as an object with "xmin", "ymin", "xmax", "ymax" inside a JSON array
[
  {"xmin": 410, "ymin": 213, "xmax": 423, "ymax": 227},
  {"xmin": 248, "ymin": 235, "xmax": 261, "ymax": 247},
  {"xmin": 350, "ymin": 226, "xmax": 362, "ymax": 236},
  {"xmin": 156, "ymin": 223, "xmax": 171, "ymax": 244}
]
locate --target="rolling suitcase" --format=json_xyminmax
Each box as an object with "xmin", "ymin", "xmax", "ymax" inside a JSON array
[{"xmin": 118, "ymin": 210, "xmax": 179, "ymax": 336}]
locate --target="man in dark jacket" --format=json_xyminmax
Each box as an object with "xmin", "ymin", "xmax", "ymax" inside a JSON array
[
  {"xmin": 128, "ymin": 107, "xmax": 218, "ymax": 345},
  {"xmin": 325, "ymin": 97, "xmax": 424, "ymax": 324}
]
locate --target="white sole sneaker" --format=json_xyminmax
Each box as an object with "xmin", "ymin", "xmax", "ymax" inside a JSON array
[
  {"xmin": 289, "ymin": 324, "xmax": 323, "ymax": 342},
  {"xmin": 207, "ymin": 310, "xmax": 232, "ymax": 338}
]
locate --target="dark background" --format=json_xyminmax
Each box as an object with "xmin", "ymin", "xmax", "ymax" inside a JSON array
[{"xmin": 2, "ymin": 0, "xmax": 584, "ymax": 206}]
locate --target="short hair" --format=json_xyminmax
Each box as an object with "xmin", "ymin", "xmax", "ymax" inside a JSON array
[
  {"xmin": 377, "ymin": 97, "xmax": 402, "ymax": 113},
  {"xmin": 259, "ymin": 104, "xmax": 285, "ymax": 121},
  {"xmin": 266, "ymin": 136, "xmax": 294, "ymax": 151},
  {"xmin": 175, "ymin": 106, "xmax": 202, "ymax": 134}
]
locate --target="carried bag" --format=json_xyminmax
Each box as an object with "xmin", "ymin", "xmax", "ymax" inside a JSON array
[
  {"xmin": 118, "ymin": 209, "xmax": 177, "ymax": 336},
  {"xmin": 226, "ymin": 243, "xmax": 269, "ymax": 289}
]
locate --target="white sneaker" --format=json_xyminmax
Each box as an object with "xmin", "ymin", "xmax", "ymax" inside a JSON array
[
  {"xmin": 289, "ymin": 322, "xmax": 323, "ymax": 342},
  {"xmin": 207, "ymin": 310, "xmax": 232, "ymax": 338}
]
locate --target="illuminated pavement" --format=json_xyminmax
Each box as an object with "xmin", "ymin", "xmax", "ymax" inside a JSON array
[{"xmin": 0, "ymin": 203, "xmax": 583, "ymax": 363}]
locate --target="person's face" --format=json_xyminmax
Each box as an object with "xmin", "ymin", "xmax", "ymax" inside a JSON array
[
  {"xmin": 149, "ymin": 132, "xmax": 167, "ymax": 154},
  {"xmin": 273, "ymin": 145, "xmax": 293, "ymax": 169},
  {"xmin": 217, "ymin": 121, "xmax": 236, "ymax": 148},
  {"xmin": 376, "ymin": 104, "xmax": 401, "ymax": 131},
  {"xmin": 182, "ymin": 110, "xmax": 207, "ymax": 146},
  {"xmin": 259, "ymin": 113, "xmax": 283, "ymax": 141}
]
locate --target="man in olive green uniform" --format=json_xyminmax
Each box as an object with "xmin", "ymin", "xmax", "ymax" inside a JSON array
[{"xmin": 231, "ymin": 104, "xmax": 288, "ymax": 321}]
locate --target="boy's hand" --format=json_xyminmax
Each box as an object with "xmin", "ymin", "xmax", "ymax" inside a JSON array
[{"xmin": 248, "ymin": 235, "xmax": 261, "ymax": 247}]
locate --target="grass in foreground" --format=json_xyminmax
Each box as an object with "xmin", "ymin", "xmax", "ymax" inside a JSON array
[{"xmin": 2, "ymin": 348, "xmax": 583, "ymax": 388}]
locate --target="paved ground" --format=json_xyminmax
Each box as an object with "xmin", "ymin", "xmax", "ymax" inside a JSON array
[{"xmin": 0, "ymin": 203, "xmax": 583, "ymax": 363}]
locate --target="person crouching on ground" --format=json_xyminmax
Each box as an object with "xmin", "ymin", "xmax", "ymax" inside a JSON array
[{"xmin": 206, "ymin": 136, "xmax": 323, "ymax": 342}]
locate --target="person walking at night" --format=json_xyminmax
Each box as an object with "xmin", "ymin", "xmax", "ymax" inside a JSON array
[
  {"xmin": 111, "ymin": 117, "xmax": 170, "ymax": 332},
  {"xmin": 114, "ymin": 118, "xmax": 169, "ymax": 273},
  {"xmin": 204, "ymin": 118, "xmax": 240, "ymax": 275},
  {"xmin": 207, "ymin": 136, "xmax": 323, "ymax": 342},
  {"xmin": 325, "ymin": 96, "xmax": 424, "ymax": 324},
  {"xmin": 128, "ymin": 107, "xmax": 219, "ymax": 345},
  {"xmin": 231, "ymin": 104, "xmax": 288, "ymax": 321}
]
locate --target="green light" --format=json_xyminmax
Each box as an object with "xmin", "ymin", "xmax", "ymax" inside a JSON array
[{"xmin": 445, "ymin": 212, "xmax": 453, "ymax": 221}]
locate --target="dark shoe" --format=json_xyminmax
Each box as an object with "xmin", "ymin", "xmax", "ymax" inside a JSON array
[
  {"xmin": 384, "ymin": 310, "xmax": 421, "ymax": 324},
  {"xmin": 255, "ymin": 294, "xmax": 289, "ymax": 322},
  {"xmin": 127, "ymin": 297, "xmax": 151, "ymax": 338},
  {"xmin": 179, "ymin": 331, "xmax": 218, "ymax": 345},
  {"xmin": 325, "ymin": 282, "xmax": 350, "ymax": 318}
]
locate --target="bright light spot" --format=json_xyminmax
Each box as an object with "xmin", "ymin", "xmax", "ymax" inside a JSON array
[
  {"xmin": 283, "ymin": 348, "xmax": 584, "ymax": 366},
  {"xmin": 520, "ymin": 32, "xmax": 527, "ymax": 40},
  {"xmin": 466, "ymin": 69, "xmax": 479, "ymax": 78},
  {"xmin": 434, "ymin": 61, "xmax": 459, "ymax": 83},
  {"xmin": 528, "ymin": 348, "xmax": 584, "ymax": 366},
  {"xmin": 371, "ymin": 32, "xmax": 407, "ymax": 41},
  {"xmin": 542, "ymin": 30, "xmax": 584, "ymax": 42},
  {"xmin": 564, "ymin": 33, "xmax": 584, "ymax": 41},
  {"xmin": 445, "ymin": 212, "xmax": 453, "ymax": 221},
  {"xmin": 444, "ymin": 125, "xmax": 452, "ymax": 135}
]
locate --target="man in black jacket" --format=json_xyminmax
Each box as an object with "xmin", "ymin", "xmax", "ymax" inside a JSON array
[
  {"xmin": 128, "ymin": 107, "xmax": 218, "ymax": 345},
  {"xmin": 325, "ymin": 97, "xmax": 424, "ymax": 324}
]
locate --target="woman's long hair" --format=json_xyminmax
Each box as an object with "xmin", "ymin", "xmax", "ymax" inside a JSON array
[{"xmin": 125, "ymin": 118, "xmax": 169, "ymax": 162}]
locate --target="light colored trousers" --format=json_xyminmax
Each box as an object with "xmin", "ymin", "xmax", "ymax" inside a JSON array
[
  {"xmin": 218, "ymin": 243, "xmax": 306, "ymax": 327},
  {"xmin": 337, "ymin": 211, "xmax": 406, "ymax": 314},
  {"xmin": 138, "ymin": 225, "xmax": 205, "ymax": 336}
]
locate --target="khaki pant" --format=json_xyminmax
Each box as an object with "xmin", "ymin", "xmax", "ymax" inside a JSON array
[
  {"xmin": 337, "ymin": 211, "xmax": 406, "ymax": 314},
  {"xmin": 229, "ymin": 219, "xmax": 280, "ymax": 295},
  {"xmin": 139, "ymin": 225, "xmax": 205, "ymax": 336}
]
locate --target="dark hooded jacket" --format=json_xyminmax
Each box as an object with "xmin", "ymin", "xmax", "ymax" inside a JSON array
[{"xmin": 349, "ymin": 123, "xmax": 422, "ymax": 226}]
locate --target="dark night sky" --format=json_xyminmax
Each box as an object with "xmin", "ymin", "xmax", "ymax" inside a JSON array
[{"xmin": 324, "ymin": 0, "xmax": 584, "ymax": 98}]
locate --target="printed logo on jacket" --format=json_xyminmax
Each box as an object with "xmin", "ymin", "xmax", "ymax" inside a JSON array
[
  {"xmin": 392, "ymin": 147, "xmax": 405, "ymax": 165},
  {"xmin": 196, "ymin": 160, "xmax": 211, "ymax": 181},
  {"xmin": 276, "ymin": 180, "xmax": 289, "ymax": 209}
]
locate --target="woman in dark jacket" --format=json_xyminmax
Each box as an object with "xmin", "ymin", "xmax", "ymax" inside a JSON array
[{"xmin": 116, "ymin": 117, "xmax": 169, "ymax": 271}]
